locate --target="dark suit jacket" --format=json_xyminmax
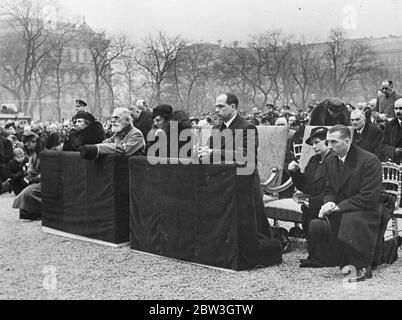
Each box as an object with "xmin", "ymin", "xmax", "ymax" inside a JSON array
[
  {"xmin": 0, "ymin": 135, "xmax": 13, "ymax": 181},
  {"xmin": 375, "ymin": 91, "xmax": 402, "ymax": 118},
  {"xmin": 134, "ymin": 110, "xmax": 153, "ymax": 140},
  {"xmin": 208, "ymin": 113, "xmax": 258, "ymax": 167},
  {"xmin": 289, "ymin": 151, "xmax": 332, "ymax": 210},
  {"xmin": 352, "ymin": 124, "xmax": 384, "ymax": 160},
  {"xmin": 382, "ymin": 119, "xmax": 402, "ymax": 161},
  {"xmin": 324, "ymin": 144, "xmax": 382, "ymax": 259},
  {"xmin": 209, "ymin": 114, "xmax": 275, "ymax": 242}
]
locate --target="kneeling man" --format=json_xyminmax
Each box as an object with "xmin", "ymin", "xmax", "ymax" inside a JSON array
[{"xmin": 302, "ymin": 125, "xmax": 384, "ymax": 282}]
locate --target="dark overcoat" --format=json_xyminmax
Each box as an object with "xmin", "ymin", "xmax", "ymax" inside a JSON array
[
  {"xmin": 323, "ymin": 144, "xmax": 382, "ymax": 259},
  {"xmin": 352, "ymin": 124, "xmax": 385, "ymax": 160},
  {"xmin": 134, "ymin": 110, "xmax": 154, "ymax": 140},
  {"xmin": 382, "ymin": 119, "xmax": 402, "ymax": 161},
  {"xmin": 290, "ymin": 151, "xmax": 332, "ymax": 210},
  {"xmin": 62, "ymin": 121, "xmax": 105, "ymax": 152}
]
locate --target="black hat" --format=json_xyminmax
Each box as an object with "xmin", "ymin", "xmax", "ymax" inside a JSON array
[
  {"xmin": 74, "ymin": 111, "xmax": 95, "ymax": 124},
  {"xmin": 5, "ymin": 122, "xmax": 15, "ymax": 129},
  {"xmin": 327, "ymin": 98, "xmax": 345, "ymax": 113},
  {"xmin": 23, "ymin": 130, "xmax": 38, "ymax": 138},
  {"xmin": 75, "ymin": 99, "xmax": 87, "ymax": 107},
  {"xmin": 305, "ymin": 127, "xmax": 328, "ymax": 145},
  {"xmin": 79, "ymin": 145, "xmax": 99, "ymax": 161},
  {"xmin": 309, "ymin": 217, "xmax": 332, "ymax": 242},
  {"xmin": 153, "ymin": 104, "xmax": 173, "ymax": 119}
]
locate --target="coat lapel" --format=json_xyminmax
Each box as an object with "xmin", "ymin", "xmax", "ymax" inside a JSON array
[{"xmin": 336, "ymin": 145, "xmax": 357, "ymax": 192}]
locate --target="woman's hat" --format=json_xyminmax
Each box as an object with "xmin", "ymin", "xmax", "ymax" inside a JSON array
[
  {"xmin": 305, "ymin": 127, "xmax": 328, "ymax": 145},
  {"xmin": 153, "ymin": 104, "xmax": 173, "ymax": 119},
  {"xmin": 74, "ymin": 111, "xmax": 95, "ymax": 124}
]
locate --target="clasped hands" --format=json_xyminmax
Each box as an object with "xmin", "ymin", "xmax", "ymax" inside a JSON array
[
  {"xmin": 318, "ymin": 202, "xmax": 340, "ymax": 219},
  {"xmin": 198, "ymin": 146, "xmax": 213, "ymax": 162}
]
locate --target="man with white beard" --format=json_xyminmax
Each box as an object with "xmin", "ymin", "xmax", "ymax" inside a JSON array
[{"xmin": 79, "ymin": 107, "xmax": 145, "ymax": 160}]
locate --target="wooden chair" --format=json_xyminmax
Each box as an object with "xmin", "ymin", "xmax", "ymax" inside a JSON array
[
  {"xmin": 262, "ymin": 126, "xmax": 356, "ymax": 227},
  {"xmin": 257, "ymin": 126, "xmax": 289, "ymax": 192},
  {"xmin": 293, "ymin": 142, "xmax": 303, "ymax": 161},
  {"xmin": 381, "ymin": 162, "xmax": 402, "ymax": 238},
  {"xmin": 261, "ymin": 127, "xmax": 320, "ymax": 227}
]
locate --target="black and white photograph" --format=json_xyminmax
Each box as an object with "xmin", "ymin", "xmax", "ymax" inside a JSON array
[{"xmin": 1, "ymin": 0, "xmax": 402, "ymax": 305}]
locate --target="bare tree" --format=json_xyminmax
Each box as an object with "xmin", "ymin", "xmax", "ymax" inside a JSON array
[
  {"xmin": 135, "ymin": 31, "xmax": 187, "ymax": 106},
  {"xmin": 323, "ymin": 29, "xmax": 376, "ymax": 99},
  {"xmin": 0, "ymin": 0, "xmax": 52, "ymax": 114},
  {"xmin": 286, "ymin": 37, "xmax": 322, "ymax": 109},
  {"xmin": 221, "ymin": 31, "xmax": 289, "ymax": 109},
  {"xmin": 170, "ymin": 43, "xmax": 216, "ymax": 113},
  {"xmin": 84, "ymin": 32, "xmax": 127, "ymax": 117}
]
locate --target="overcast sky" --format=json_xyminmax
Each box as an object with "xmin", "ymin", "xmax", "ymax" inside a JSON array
[{"xmin": 57, "ymin": 0, "xmax": 402, "ymax": 44}]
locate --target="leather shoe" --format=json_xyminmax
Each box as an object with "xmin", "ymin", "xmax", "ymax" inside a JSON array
[
  {"xmin": 347, "ymin": 266, "xmax": 373, "ymax": 282},
  {"xmin": 299, "ymin": 258, "xmax": 325, "ymax": 268},
  {"xmin": 19, "ymin": 209, "xmax": 41, "ymax": 221}
]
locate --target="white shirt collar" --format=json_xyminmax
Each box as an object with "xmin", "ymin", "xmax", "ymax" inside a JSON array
[
  {"xmin": 224, "ymin": 113, "xmax": 237, "ymax": 128},
  {"xmin": 338, "ymin": 145, "xmax": 351, "ymax": 163},
  {"xmin": 338, "ymin": 155, "xmax": 347, "ymax": 163},
  {"xmin": 356, "ymin": 124, "xmax": 365, "ymax": 134}
]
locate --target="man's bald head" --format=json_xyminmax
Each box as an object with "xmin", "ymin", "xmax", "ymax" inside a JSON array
[
  {"xmin": 395, "ymin": 98, "xmax": 402, "ymax": 120},
  {"xmin": 382, "ymin": 80, "xmax": 394, "ymax": 97}
]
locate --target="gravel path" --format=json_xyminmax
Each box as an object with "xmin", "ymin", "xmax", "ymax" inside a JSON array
[{"xmin": 1, "ymin": 193, "xmax": 401, "ymax": 300}]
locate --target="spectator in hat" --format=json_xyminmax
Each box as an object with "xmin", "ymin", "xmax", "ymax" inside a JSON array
[
  {"xmin": 72, "ymin": 99, "xmax": 89, "ymax": 122},
  {"xmin": 147, "ymin": 105, "xmax": 192, "ymax": 157},
  {"xmin": 12, "ymin": 131, "xmax": 45, "ymax": 220},
  {"xmin": 75, "ymin": 99, "xmax": 88, "ymax": 112},
  {"xmin": 128, "ymin": 99, "xmax": 153, "ymax": 140},
  {"xmin": 309, "ymin": 98, "xmax": 350, "ymax": 126},
  {"xmin": 79, "ymin": 107, "xmax": 145, "ymax": 161},
  {"xmin": 288, "ymin": 127, "xmax": 332, "ymax": 239},
  {"xmin": 63, "ymin": 111, "xmax": 105, "ymax": 152}
]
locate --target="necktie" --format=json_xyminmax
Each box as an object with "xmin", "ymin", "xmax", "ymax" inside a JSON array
[
  {"xmin": 338, "ymin": 158, "xmax": 344, "ymax": 173},
  {"xmin": 221, "ymin": 123, "xmax": 227, "ymax": 131}
]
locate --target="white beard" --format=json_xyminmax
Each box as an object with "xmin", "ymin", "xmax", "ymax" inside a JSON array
[{"xmin": 111, "ymin": 123, "xmax": 124, "ymax": 133}]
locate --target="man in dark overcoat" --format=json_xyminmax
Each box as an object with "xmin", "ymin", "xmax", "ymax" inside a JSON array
[
  {"xmin": 350, "ymin": 109, "xmax": 385, "ymax": 160},
  {"xmin": 129, "ymin": 100, "xmax": 153, "ymax": 140},
  {"xmin": 382, "ymin": 98, "xmax": 402, "ymax": 162},
  {"xmin": 305, "ymin": 125, "xmax": 390, "ymax": 282}
]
